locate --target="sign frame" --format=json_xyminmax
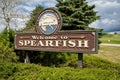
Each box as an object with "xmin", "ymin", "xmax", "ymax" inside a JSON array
[{"xmin": 14, "ymin": 30, "xmax": 98, "ymax": 53}]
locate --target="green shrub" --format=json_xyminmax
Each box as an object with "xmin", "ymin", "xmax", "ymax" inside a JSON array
[
  {"xmin": 0, "ymin": 42, "xmax": 18, "ymax": 62},
  {"xmin": 8, "ymin": 64, "xmax": 120, "ymax": 80},
  {"xmin": 0, "ymin": 62, "xmax": 19, "ymax": 79},
  {"xmin": 0, "ymin": 55, "xmax": 120, "ymax": 80},
  {"xmin": 0, "ymin": 29, "xmax": 18, "ymax": 62}
]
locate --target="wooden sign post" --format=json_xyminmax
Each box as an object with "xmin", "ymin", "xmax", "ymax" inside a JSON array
[
  {"xmin": 14, "ymin": 8, "xmax": 98, "ymax": 68},
  {"xmin": 78, "ymin": 53, "xmax": 83, "ymax": 68}
]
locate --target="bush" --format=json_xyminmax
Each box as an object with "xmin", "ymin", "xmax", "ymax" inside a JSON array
[
  {"xmin": 0, "ymin": 55, "xmax": 120, "ymax": 80},
  {"xmin": 7, "ymin": 63, "xmax": 120, "ymax": 80},
  {"xmin": 0, "ymin": 42, "xmax": 18, "ymax": 62},
  {"xmin": 0, "ymin": 29, "xmax": 18, "ymax": 62},
  {"xmin": 0, "ymin": 62, "xmax": 19, "ymax": 79}
]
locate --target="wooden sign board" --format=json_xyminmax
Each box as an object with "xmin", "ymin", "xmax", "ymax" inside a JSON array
[
  {"xmin": 15, "ymin": 31, "xmax": 98, "ymax": 53},
  {"xmin": 14, "ymin": 8, "xmax": 98, "ymax": 53}
]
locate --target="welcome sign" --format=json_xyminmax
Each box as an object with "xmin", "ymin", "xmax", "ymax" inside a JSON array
[{"xmin": 15, "ymin": 8, "xmax": 98, "ymax": 53}]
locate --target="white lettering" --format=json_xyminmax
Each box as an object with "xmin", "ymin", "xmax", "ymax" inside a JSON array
[
  {"xmin": 37, "ymin": 41, "xmax": 44, "ymax": 46},
  {"xmin": 32, "ymin": 36, "xmax": 39, "ymax": 39},
  {"xmin": 63, "ymin": 40, "xmax": 67, "ymax": 47},
  {"xmin": 45, "ymin": 40, "xmax": 54, "ymax": 46},
  {"xmin": 61, "ymin": 36, "xmax": 68, "ymax": 39},
  {"xmin": 32, "ymin": 36, "xmax": 44, "ymax": 39},
  {"xmin": 31, "ymin": 40, "xmax": 36, "ymax": 46},
  {"xmin": 45, "ymin": 36, "xmax": 57, "ymax": 39},
  {"xmin": 24, "ymin": 40, "xmax": 30, "ymax": 46},
  {"xmin": 78, "ymin": 40, "xmax": 89, "ymax": 47},
  {"xmin": 55, "ymin": 40, "xmax": 62, "ymax": 47},
  {"xmin": 83, "ymin": 40, "xmax": 89, "ymax": 47},
  {"xmin": 19, "ymin": 40, "xmax": 23, "ymax": 46},
  {"xmin": 68, "ymin": 40, "xmax": 76, "ymax": 47},
  {"xmin": 17, "ymin": 39, "xmax": 89, "ymax": 48}
]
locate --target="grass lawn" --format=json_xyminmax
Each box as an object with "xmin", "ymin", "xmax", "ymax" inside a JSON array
[
  {"xmin": 93, "ymin": 46, "xmax": 120, "ymax": 64},
  {"xmin": 99, "ymin": 34, "xmax": 120, "ymax": 44}
]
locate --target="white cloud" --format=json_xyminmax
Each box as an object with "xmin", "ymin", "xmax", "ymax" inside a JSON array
[
  {"xmin": 103, "ymin": 19, "xmax": 120, "ymax": 26},
  {"xmin": 19, "ymin": 0, "xmax": 57, "ymax": 13},
  {"xmin": 42, "ymin": 1, "xmax": 57, "ymax": 8},
  {"xmin": 87, "ymin": 0, "xmax": 120, "ymax": 32},
  {"xmin": 0, "ymin": 0, "xmax": 57, "ymax": 32},
  {"xmin": 0, "ymin": 0, "xmax": 120, "ymax": 32}
]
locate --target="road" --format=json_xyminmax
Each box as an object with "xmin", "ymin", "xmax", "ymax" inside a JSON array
[{"xmin": 100, "ymin": 43, "xmax": 120, "ymax": 47}]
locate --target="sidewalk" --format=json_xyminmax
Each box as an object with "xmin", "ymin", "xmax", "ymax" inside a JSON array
[{"xmin": 100, "ymin": 43, "xmax": 120, "ymax": 47}]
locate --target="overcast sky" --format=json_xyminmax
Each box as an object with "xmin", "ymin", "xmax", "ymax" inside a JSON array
[
  {"xmin": 87, "ymin": 0, "xmax": 120, "ymax": 32},
  {"xmin": 0, "ymin": 0, "xmax": 120, "ymax": 32}
]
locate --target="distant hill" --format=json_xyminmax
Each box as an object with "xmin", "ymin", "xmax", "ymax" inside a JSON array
[{"xmin": 107, "ymin": 31, "xmax": 120, "ymax": 34}]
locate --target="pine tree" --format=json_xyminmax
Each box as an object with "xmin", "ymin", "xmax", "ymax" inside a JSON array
[
  {"xmin": 23, "ymin": 5, "xmax": 43, "ymax": 32},
  {"xmin": 56, "ymin": 0, "xmax": 99, "ymax": 30}
]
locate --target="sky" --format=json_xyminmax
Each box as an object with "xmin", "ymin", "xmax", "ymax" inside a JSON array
[
  {"xmin": 0, "ymin": 0, "xmax": 120, "ymax": 33},
  {"xmin": 87, "ymin": 0, "xmax": 120, "ymax": 32}
]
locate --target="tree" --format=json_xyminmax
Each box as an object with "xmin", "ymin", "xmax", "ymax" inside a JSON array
[
  {"xmin": 0, "ymin": 0, "xmax": 27, "ymax": 62},
  {"xmin": 56, "ymin": 0, "xmax": 99, "ymax": 30},
  {"xmin": 0, "ymin": 29, "xmax": 18, "ymax": 62},
  {"xmin": 0, "ymin": 0, "xmax": 27, "ymax": 40},
  {"xmin": 0, "ymin": 0, "xmax": 19, "ymax": 37},
  {"xmin": 23, "ymin": 5, "xmax": 43, "ymax": 32}
]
